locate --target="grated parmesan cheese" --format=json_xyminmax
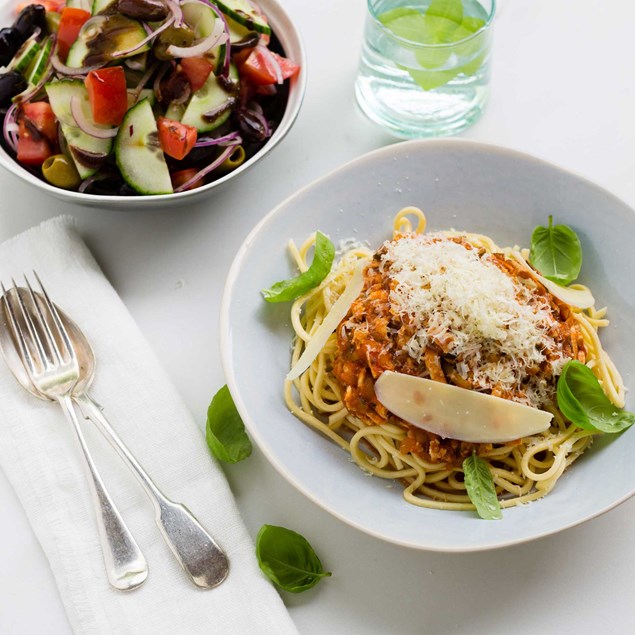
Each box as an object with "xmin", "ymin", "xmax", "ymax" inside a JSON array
[{"xmin": 381, "ymin": 235, "xmax": 569, "ymax": 407}]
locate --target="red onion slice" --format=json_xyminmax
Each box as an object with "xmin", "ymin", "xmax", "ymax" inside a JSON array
[
  {"xmin": 70, "ymin": 95, "xmax": 119, "ymax": 139},
  {"xmin": 153, "ymin": 61, "xmax": 173, "ymax": 102},
  {"xmin": 194, "ymin": 131, "xmax": 242, "ymax": 147},
  {"xmin": 181, "ymin": 0, "xmax": 231, "ymax": 76},
  {"xmin": 174, "ymin": 142, "xmax": 239, "ymax": 192},
  {"xmin": 166, "ymin": 22, "xmax": 227, "ymax": 58},
  {"xmin": 3, "ymin": 103, "xmax": 19, "ymax": 153},
  {"xmin": 166, "ymin": 0, "xmax": 184, "ymax": 27},
  {"xmin": 51, "ymin": 52, "xmax": 105, "ymax": 76},
  {"xmin": 258, "ymin": 44, "xmax": 283, "ymax": 84},
  {"xmin": 129, "ymin": 61, "xmax": 159, "ymax": 103}
]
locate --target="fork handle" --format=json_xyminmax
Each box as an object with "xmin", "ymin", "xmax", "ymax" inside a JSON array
[
  {"xmin": 58, "ymin": 395, "xmax": 148, "ymax": 591},
  {"xmin": 75, "ymin": 393, "xmax": 229, "ymax": 589}
]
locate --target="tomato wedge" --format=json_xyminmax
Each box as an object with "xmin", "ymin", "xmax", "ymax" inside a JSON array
[
  {"xmin": 180, "ymin": 57, "xmax": 214, "ymax": 93},
  {"xmin": 85, "ymin": 67, "xmax": 128, "ymax": 126},
  {"xmin": 16, "ymin": 0, "xmax": 64, "ymax": 13},
  {"xmin": 22, "ymin": 102, "xmax": 57, "ymax": 144},
  {"xmin": 57, "ymin": 7, "xmax": 91, "ymax": 61},
  {"xmin": 238, "ymin": 47, "xmax": 300, "ymax": 86},
  {"xmin": 157, "ymin": 118, "xmax": 197, "ymax": 160},
  {"xmin": 16, "ymin": 119, "xmax": 52, "ymax": 166},
  {"xmin": 171, "ymin": 168, "xmax": 204, "ymax": 191}
]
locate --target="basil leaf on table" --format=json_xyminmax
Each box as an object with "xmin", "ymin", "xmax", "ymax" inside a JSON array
[
  {"xmin": 261, "ymin": 231, "xmax": 335, "ymax": 303},
  {"xmin": 206, "ymin": 385, "xmax": 252, "ymax": 463},
  {"xmin": 463, "ymin": 453, "xmax": 502, "ymax": 520},
  {"xmin": 557, "ymin": 361, "xmax": 635, "ymax": 433},
  {"xmin": 529, "ymin": 216, "xmax": 582, "ymax": 285},
  {"xmin": 256, "ymin": 524, "xmax": 331, "ymax": 593}
]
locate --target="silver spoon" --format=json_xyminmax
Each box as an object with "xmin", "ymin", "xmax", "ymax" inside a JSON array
[
  {"xmin": 0, "ymin": 288, "xmax": 229, "ymax": 589},
  {"xmin": 0, "ymin": 285, "xmax": 148, "ymax": 592}
]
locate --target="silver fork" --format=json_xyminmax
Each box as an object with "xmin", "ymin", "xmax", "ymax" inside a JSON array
[{"xmin": 1, "ymin": 276, "xmax": 148, "ymax": 591}]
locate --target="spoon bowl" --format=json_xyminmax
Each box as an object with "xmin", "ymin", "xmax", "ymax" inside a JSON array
[{"xmin": 0, "ymin": 288, "xmax": 95, "ymax": 399}]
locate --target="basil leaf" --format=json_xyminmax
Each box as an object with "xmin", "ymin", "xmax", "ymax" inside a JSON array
[
  {"xmin": 529, "ymin": 216, "xmax": 582, "ymax": 285},
  {"xmin": 256, "ymin": 524, "xmax": 331, "ymax": 593},
  {"xmin": 463, "ymin": 453, "xmax": 502, "ymax": 520},
  {"xmin": 556, "ymin": 361, "xmax": 635, "ymax": 433},
  {"xmin": 262, "ymin": 231, "xmax": 335, "ymax": 303},
  {"xmin": 206, "ymin": 385, "xmax": 252, "ymax": 463}
]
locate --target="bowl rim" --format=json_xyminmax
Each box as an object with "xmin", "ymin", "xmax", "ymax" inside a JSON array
[
  {"xmin": 220, "ymin": 137, "xmax": 635, "ymax": 552},
  {"xmin": 0, "ymin": 0, "xmax": 307, "ymax": 207}
]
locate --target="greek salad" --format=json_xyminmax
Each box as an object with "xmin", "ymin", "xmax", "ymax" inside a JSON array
[{"xmin": 0, "ymin": 0, "xmax": 300, "ymax": 195}]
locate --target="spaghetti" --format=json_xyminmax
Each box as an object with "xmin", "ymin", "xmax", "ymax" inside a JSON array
[{"xmin": 283, "ymin": 208, "xmax": 625, "ymax": 511}]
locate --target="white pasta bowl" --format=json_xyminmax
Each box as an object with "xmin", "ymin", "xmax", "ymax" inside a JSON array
[
  {"xmin": 0, "ymin": 0, "xmax": 306, "ymax": 209},
  {"xmin": 220, "ymin": 139, "xmax": 635, "ymax": 551}
]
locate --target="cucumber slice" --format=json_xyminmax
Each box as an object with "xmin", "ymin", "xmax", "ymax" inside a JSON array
[
  {"xmin": 26, "ymin": 37, "xmax": 52, "ymax": 86},
  {"xmin": 91, "ymin": 0, "xmax": 116, "ymax": 14},
  {"xmin": 65, "ymin": 0, "xmax": 91, "ymax": 8},
  {"xmin": 182, "ymin": 2, "xmax": 227, "ymax": 73},
  {"xmin": 127, "ymin": 87, "xmax": 155, "ymax": 109},
  {"xmin": 226, "ymin": 15, "xmax": 254, "ymax": 44},
  {"xmin": 215, "ymin": 0, "xmax": 270, "ymax": 35},
  {"xmin": 9, "ymin": 39, "xmax": 41, "ymax": 75},
  {"xmin": 66, "ymin": 15, "xmax": 149, "ymax": 68},
  {"xmin": 45, "ymin": 79, "xmax": 113, "ymax": 180},
  {"xmin": 181, "ymin": 63, "xmax": 239, "ymax": 133},
  {"xmin": 165, "ymin": 101, "xmax": 185, "ymax": 121},
  {"xmin": 115, "ymin": 99, "xmax": 173, "ymax": 195}
]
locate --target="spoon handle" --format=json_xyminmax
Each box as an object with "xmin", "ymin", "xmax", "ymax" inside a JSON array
[
  {"xmin": 74, "ymin": 392, "xmax": 229, "ymax": 589},
  {"xmin": 58, "ymin": 395, "xmax": 148, "ymax": 591}
]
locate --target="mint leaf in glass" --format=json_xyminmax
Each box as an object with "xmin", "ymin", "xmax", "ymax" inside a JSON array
[{"xmin": 378, "ymin": 0, "xmax": 488, "ymax": 91}]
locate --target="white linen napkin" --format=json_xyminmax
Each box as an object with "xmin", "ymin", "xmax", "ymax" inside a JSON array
[{"xmin": 0, "ymin": 217, "xmax": 298, "ymax": 635}]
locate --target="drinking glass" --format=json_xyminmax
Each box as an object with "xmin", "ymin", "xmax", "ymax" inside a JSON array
[{"xmin": 355, "ymin": 0, "xmax": 496, "ymax": 138}]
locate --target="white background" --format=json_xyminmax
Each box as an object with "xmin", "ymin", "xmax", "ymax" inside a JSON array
[{"xmin": 2, "ymin": 0, "xmax": 635, "ymax": 633}]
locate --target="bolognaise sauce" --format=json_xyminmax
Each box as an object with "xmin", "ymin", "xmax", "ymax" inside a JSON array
[{"xmin": 332, "ymin": 236, "xmax": 586, "ymax": 466}]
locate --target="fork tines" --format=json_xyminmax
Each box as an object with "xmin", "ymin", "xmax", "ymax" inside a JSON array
[{"xmin": 1, "ymin": 274, "xmax": 75, "ymax": 375}]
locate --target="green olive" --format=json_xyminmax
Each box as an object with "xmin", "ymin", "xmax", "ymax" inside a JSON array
[
  {"xmin": 44, "ymin": 10, "xmax": 61, "ymax": 33},
  {"xmin": 220, "ymin": 146, "xmax": 246, "ymax": 171},
  {"xmin": 41, "ymin": 154, "xmax": 81, "ymax": 190},
  {"xmin": 153, "ymin": 26, "xmax": 195, "ymax": 60}
]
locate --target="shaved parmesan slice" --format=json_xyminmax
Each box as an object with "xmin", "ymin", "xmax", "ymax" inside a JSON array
[
  {"xmin": 535, "ymin": 273, "xmax": 595, "ymax": 309},
  {"xmin": 511, "ymin": 251, "xmax": 595, "ymax": 309},
  {"xmin": 374, "ymin": 370, "xmax": 553, "ymax": 443},
  {"xmin": 287, "ymin": 261, "xmax": 367, "ymax": 382}
]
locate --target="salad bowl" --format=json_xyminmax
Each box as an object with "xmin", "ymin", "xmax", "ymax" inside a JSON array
[{"xmin": 0, "ymin": 0, "xmax": 306, "ymax": 209}]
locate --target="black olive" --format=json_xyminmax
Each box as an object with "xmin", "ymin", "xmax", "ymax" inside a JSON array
[
  {"xmin": 158, "ymin": 70, "xmax": 191, "ymax": 106},
  {"xmin": 0, "ymin": 71, "xmax": 27, "ymax": 108},
  {"xmin": 235, "ymin": 107, "xmax": 268, "ymax": 142},
  {"xmin": 118, "ymin": 0, "xmax": 169, "ymax": 22},
  {"xmin": 14, "ymin": 5, "xmax": 47, "ymax": 41},
  {"xmin": 0, "ymin": 28, "xmax": 23, "ymax": 67},
  {"xmin": 231, "ymin": 32, "xmax": 260, "ymax": 51}
]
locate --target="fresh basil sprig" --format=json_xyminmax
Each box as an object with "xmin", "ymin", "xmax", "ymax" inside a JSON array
[
  {"xmin": 463, "ymin": 453, "xmax": 502, "ymax": 520},
  {"xmin": 256, "ymin": 524, "xmax": 331, "ymax": 593},
  {"xmin": 206, "ymin": 385, "xmax": 252, "ymax": 463},
  {"xmin": 529, "ymin": 216, "xmax": 582, "ymax": 285},
  {"xmin": 261, "ymin": 232, "xmax": 335, "ymax": 303},
  {"xmin": 557, "ymin": 361, "xmax": 635, "ymax": 433}
]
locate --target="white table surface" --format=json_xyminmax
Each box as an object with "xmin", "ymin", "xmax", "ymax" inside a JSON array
[{"xmin": 2, "ymin": 0, "xmax": 635, "ymax": 633}]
